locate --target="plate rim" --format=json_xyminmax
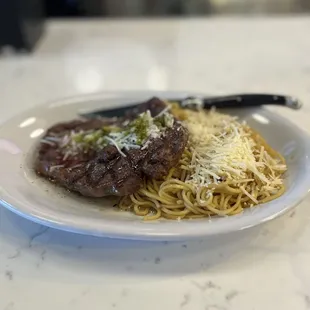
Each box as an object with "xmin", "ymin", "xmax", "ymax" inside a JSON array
[{"xmin": 1, "ymin": 90, "xmax": 310, "ymax": 241}]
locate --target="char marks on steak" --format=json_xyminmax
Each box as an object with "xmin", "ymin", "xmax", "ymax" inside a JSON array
[{"xmin": 35, "ymin": 97, "xmax": 188, "ymax": 197}]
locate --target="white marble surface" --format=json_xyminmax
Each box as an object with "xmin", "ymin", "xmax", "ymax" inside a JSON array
[{"xmin": 1, "ymin": 17, "xmax": 310, "ymax": 310}]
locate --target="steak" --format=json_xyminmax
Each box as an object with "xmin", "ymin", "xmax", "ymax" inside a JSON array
[{"xmin": 35, "ymin": 97, "xmax": 188, "ymax": 197}]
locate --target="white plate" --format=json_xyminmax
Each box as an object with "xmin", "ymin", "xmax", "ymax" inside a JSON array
[{"xmin": 1, "ymin": 91, "xmax": 310, "ymax": 241}]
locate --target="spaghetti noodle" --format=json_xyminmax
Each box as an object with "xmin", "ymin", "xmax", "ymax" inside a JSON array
[{"xmin": 118, "ymin": 107, "xmax": 287, "ymax": 220}]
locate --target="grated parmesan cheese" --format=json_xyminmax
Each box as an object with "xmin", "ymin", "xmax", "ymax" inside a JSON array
[
  {"xmin": 183, "ymin": 109, "xmax": 283, "ymax": 190},
  {"xmin": 101, "ymin": 109, "xmax": 174, "ymax": 154}
]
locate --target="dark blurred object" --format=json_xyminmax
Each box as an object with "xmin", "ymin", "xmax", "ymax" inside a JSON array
[
  {"xmin": 82, "ymin": 0, "xmax": 211, "ymax": 16},
  {"xmin": 44, "ymin": 0, "xmax": 310, "ymax": 17},
  {"xmin": 81, "ymin": 0, "xmax": 310, "ymax": 17},
  {"xmin": 45, "ymin": 0, "xmax": 84, "ymax": 17},
  {"xmin": 0, "ymin": 0, "xmax": 45, "ymax": 52}
]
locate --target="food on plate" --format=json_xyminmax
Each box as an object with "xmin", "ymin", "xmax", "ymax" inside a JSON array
[
  {"xmin": 118, "ymin": 103, "xmax": 287, "ymax": 220},
  {"xmin": 35, "ymin": 97, "xmax": 287, "ymax": 220}
]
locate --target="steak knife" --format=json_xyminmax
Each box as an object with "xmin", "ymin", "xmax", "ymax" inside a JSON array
[{"xmin": 80, "ymin": 94, "xmax": 302, "ymax": 118}]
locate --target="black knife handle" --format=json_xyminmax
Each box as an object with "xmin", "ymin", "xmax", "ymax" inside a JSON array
[{"xmin": 181, "ymin": 94, "xmax": 302, "ymax": 110}]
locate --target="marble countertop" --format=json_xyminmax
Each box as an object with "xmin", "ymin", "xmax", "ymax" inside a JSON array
[{"xmin": 1, "ymin": 17, "xmax": 310, "ymax": 310}]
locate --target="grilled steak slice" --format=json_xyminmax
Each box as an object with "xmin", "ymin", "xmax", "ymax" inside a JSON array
[{"xmin": 35, "ymin": 98, "xmax": 188, "ymax": 197}]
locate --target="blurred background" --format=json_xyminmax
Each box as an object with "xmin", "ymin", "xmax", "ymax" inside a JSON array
[
  {"xmin": 1, "ymin": 0, "xmax": 310, "ymax": 52},
  {"xmin": 46, "ymin": 0, "xmax": 310, "ymax": 17},
  {"xmin": 1, "ymin": 0, "xmax": 310, "ymax": 123}
]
